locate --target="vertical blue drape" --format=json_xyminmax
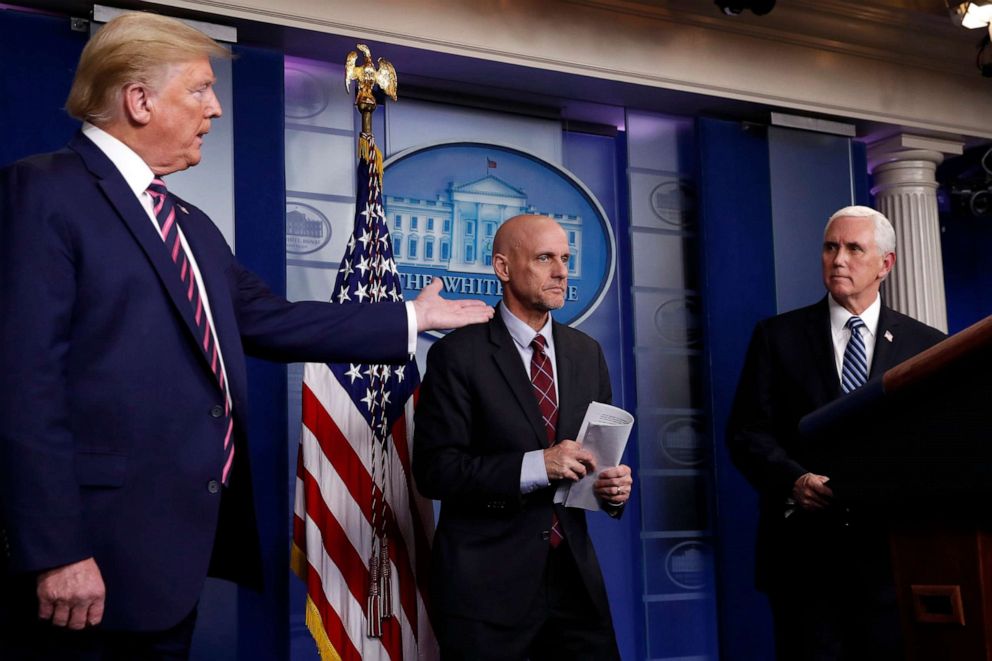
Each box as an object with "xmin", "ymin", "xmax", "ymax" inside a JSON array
[
  {"xmin": 231, "ymin": 44, "xmax": 289, "ymax": 661},
  {"xmin": 0, "ymin": 10, "xmax": 84, "ymax": 166},
  {"xmin": 697, "ymin": 118, "xmax": 777, "ymax": 661},
  {"xmin": 852, "ymin": 141, "xmax": 870, "ymax": 206},
  {"xmin": 767, "ymin": 128, "xmax": 859, "ymax": 313},
  {"xmin": 942, "ymin": 210, "xmax": 992, "ymax": 332},
  {"xmin": 699, "ymin": 119, "xmax": 871, "ymax": 660}
]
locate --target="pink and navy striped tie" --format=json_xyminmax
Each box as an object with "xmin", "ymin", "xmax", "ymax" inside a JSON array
[
  {"xmin": 530, "ymin": 334, "xmax": 564, "ymax": 548},
  {"xmin": 147, "ymin": 179, "xmax": 235, "ymax": 485}
]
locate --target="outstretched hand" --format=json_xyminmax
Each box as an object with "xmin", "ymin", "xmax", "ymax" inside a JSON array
[{"xmin": 412, "ymin": 278, "xmax": 494, "ymax": 332}]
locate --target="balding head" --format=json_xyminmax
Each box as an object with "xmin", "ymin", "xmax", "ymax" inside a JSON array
[
  {"xmin": 493, "ymin": 214, "xmax": 570, "ymax": 330},
  {"xmin": 493, "ymin": 214, "xmax": 560, "ymax": 256}
]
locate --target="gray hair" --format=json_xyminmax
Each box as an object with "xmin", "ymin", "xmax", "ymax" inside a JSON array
[{"xmin": 824, "ymin": 205, "xmax": 896, "ymax": 256}]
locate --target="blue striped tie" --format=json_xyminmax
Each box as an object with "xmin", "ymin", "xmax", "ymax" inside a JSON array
[{"xmin": 840, "ymin": 316, "xmax": 868, "ymax": 393}]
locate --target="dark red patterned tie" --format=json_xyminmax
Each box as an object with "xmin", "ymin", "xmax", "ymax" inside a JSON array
[
  {"xmin": 147, "ymin": 179, "xmax": 235, "ymax": 485},
  {"xmin": 530, "ymin": 334, "xmax": 563, "ymax": 548}
]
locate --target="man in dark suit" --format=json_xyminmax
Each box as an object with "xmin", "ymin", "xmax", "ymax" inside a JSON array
[
  {"xmin": 0, "ymin": 12, "xmax": 492, "ymax": 659},
  {"xmin": 413, "ymin": 214, "xmax": 633, "ymax": 660},
  {"xmin": 728, "ymin": 205, "xmax": 946, "ymax": 660}
]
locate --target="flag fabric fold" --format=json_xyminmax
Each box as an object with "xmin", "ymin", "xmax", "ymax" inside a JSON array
[{"xmin": 292, "ymin": 132, "xmax": 438, "ymax": 661}]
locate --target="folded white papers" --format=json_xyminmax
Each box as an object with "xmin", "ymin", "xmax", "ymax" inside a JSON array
[{"xmin": 554, "ymin": 401, "xmax": 634, "ymax": 511}]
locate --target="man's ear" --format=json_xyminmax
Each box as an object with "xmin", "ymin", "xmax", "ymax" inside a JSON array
[
  {"xmin": 493, "ymin": 253, "xmax": 510, "ymax": 282},
  {"xmin": 122, "ymin": 83, "xmax": 154, "ymax": 125},
  {"xmin": 878, "ymin": 251, "xmax": 895, "ymax": 281}
]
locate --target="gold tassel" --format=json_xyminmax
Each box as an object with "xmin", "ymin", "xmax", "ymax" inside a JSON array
[
  {"xmin": 304, "ymin": 596, "xmax": 344, "ymax": 661},
  {"xmin": 358, "ymin": 133, "xmax": 383, "ymax": 175},
  {"xmin": 289, "ymin": 542, "xmax": 309, "ymax": 580}
]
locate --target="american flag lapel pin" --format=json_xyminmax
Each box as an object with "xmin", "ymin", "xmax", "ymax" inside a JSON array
[{"xmin": 884, "ymin": 330, "xmax": 894, "ymax": 342}]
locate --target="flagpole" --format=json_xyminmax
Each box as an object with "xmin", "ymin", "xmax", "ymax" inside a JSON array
[
  {"xmin": 344, "ymin": 43, "xmax": 400, "ymax": 640},
  {"xmin": 294, "ymin": 42, "xmax": 438, "ymax": 661}
]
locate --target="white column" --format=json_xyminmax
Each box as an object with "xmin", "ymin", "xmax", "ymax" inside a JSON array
[{"xmin": 868, "ymin": 136, "xmax": 963, "ymax": 333}]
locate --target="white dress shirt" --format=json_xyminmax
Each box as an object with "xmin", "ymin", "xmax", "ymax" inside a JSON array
[
  {"xmin": 83, "ymin": 123, "xmax": 234, "ymax": 411},
  {"xmin": 828, "ymin": 293, "xmax": 882, "ymax": 381}
]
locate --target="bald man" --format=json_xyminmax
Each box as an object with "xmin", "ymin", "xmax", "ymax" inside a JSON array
[{"xmin": 413, "ymin": 215, "xmax": 632, "ymax": 660}]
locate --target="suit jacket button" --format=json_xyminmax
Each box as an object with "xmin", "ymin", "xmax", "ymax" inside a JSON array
[
  {"xmin": 210, "ymin": 405, "xmax": 224, "ymax": 418},
  {"xmin": 541, "ymin": 530, "xmax": 551, "ymax": 541},
  {"xmin": 207, "ymin": 480, "xmax": 220, "ymax": 494}
]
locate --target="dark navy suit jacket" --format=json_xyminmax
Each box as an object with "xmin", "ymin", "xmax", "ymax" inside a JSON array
[
  {"xmin": 727, "ymin": 297, "xmax": 945, "ymax": 592},
  {"xmin": 412, "ymin": 309, "xmax": 617, "ymax": 628},
  {"xmin": 0, "ymin": 132, "xmax": 409, "ymax": 630}
]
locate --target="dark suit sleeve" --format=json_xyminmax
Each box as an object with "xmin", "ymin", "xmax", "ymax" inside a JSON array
[
  {"xmin": 170, "ymin": 200, "xmax": 410, "ymax": 365},
  {"xmin": 0, "ymin": 161, "xmax": 92, "ymax": 573},
  {"xmin": 228, "ymin": 258, "xmax": 409, "ymax": 364},
  {"xmin": 727, "ymin": 322, "xmax": 808, "ymax": 497},
  {"xmin": 413, "ymin": 338, "xmax": 525, "ymax": 504}
]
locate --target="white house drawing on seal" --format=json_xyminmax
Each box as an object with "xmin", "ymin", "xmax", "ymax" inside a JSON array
[{"xmin": 385, "ymin": 174, "xmax": 583, "ymax": 277}]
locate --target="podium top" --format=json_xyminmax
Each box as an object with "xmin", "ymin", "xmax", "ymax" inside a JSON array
[
  {"xmin": 798, "ymin": 314, "xmax": 992, "ymax": 511},
  {"xmin": 883, "ymin": 314, "xmax": 992, "ymax": 394},
  {"xmin": 799, "ymin": 314, "xmax": 992, "ymax": 440}
]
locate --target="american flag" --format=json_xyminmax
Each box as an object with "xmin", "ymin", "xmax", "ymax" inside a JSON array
[{"xmin": 292, "ymin": 132, "xmax": 438, "ymax": 661}]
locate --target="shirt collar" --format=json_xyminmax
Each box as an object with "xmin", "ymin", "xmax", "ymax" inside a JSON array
[
  {"xmin": 82, "ymin": 122, "xmax": 156, "ymax": 198},
  {"xmin": 828, "ymin": 292, "xmax": 881, "ymax": 338},
  {"xmin": 499, "ymin": 303, "xmax": 554, "ymax": 352}
]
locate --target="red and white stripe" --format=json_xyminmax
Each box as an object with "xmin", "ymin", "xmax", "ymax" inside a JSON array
[{"xmin": 292, "ymin": 361, "xmax": 437, "ymax": 661}]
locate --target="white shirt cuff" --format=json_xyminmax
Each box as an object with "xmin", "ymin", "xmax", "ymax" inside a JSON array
[
  {"xmin": 404, "ymin": 301, "xmax": 418, "ymax": 355},
  {"xmin": 520, "ymin": 449, "xmax": 550, "ymax": 494}
]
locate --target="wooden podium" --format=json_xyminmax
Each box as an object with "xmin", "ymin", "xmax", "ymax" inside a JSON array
[{"xmin": 800, "ymin": 315, "xmax": 992, "ymax": 661}]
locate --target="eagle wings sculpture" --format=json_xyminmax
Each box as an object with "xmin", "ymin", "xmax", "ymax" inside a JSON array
[{"xmin": 345, "ymin": 43, "xmax": 398, "ymax": 102}]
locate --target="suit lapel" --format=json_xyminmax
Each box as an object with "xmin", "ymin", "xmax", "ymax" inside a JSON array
[
  {"xmin": 173, "ymin": 203, "xmax": 247, "ymax": 413},
  {"xmin": 71, "ymin": 133, "xmax": 230, "ymax": 401},
  {"xmin": 489, "ymin": 311, "xmax": 551, "ymax": 449},
  {"xmin": 870, "ymin": 304, "xmax": 900, "ymax": 376},
  {"xmin": 806, "ymin": 298, "xmax": 842, "ymax": 400},
  {"xmin": 552, "ymin": 322, "xmax": 579, "ymax": 442}
]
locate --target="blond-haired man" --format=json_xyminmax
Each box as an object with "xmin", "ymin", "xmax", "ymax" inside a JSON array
[{"xmin": 0, "ymin": 12, "xmax": 490, "ymax": 659}]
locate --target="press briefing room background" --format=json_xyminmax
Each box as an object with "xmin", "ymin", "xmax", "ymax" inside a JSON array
[{"xmin": 2, "ymin": 1, "xmax": 991, "ymax": 659}]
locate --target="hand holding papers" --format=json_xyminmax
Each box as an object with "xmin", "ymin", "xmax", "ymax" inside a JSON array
[{"xmin": 554, "ymin": 402, "xmax": 634, "ymax": 511}]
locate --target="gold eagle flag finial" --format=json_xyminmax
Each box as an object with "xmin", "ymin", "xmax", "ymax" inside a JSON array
[{"xmin": 345, "ymin": 43, "xmax": 397, "ymax": 136}]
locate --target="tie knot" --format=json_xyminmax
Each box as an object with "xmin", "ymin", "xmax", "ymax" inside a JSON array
[
  {"xmin": 531, "ymin": 334, "xmax": 548, "ymax": 354},
  {"xmin": 846, "ymin": 316, "xmax": 865, "ymax": 332},
  {"xmin": 146, "ymin": 178, "xmax": 168, "ymax": 197}
]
